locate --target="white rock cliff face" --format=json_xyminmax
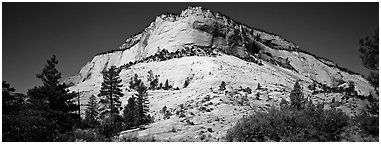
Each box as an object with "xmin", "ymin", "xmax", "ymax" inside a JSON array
[
  {"xmin": 66, "ymin": 7, "xmax": 373, "ymax": 96},
  {"xmin": 65, "ymin": 7, "xmax": 376, "ymax": 141},
  {"xmin": 66, "ymin": 7, "xmax": 295, "ymax": 84}
]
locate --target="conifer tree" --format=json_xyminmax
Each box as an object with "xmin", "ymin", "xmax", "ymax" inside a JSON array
[
  {"xmin": 27, "ymin": 55, "xmax": 79, "ymax": 133},
  {"xmin": 123, "ymin": 95, "xmax": 138, "ymax": 129},
  {"xmin": 147, "ymin": 70, "xmax": 154, "ymax": 89},
  {"xmin": 84, "ymin": 95, "xmax": 99, "ymax": 128},
  {"xmin": 359, "ymin": 29, "xmax": 378, "ymax": 94},
  {"xmin": 97, "ymin": 66, "xmax": 123, "ymax": 135},
  {"xmin": 219, "ymin": 81, "xmax": 226, "ymax": 91},
  {"xmin": 257, "ymin": 83, "xmax": 261, "ymax": 90},
  {"xmin": 2, "ymin": 81, "xmax": 24, "ymax": 115},
  {"xmin": 152, "ymin": 75, "xmax": 159, "ymax": 90},
  {"xmin": 147, "ymin": 70, "xmax": 159, "ymax": 90},
  {"xmin": 290, "ymin": 80, "xmax": 304, "ymax": 110},
  {"xmin": 136, "ymin": 81, "xmax": 150, "ymax": 125},
  {"xmin": 164, "ymin": 79, "xmax": 169, "ymax": 90},
  {"xmin": 159, "ymin": 82, "xmax": 163, "ymax": 89},
  {"xmin": 129, "ymin": 74, "xmax": 141, "ymax": 90}
]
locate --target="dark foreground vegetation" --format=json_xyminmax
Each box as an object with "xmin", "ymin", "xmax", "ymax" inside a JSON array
[
  {"xmin": 225, "ymin": 81, "xmax": 379, "ymax": 142},
  {"xmin": 2, "ymin": 56, "xmax": 154, "ymax": 142}
]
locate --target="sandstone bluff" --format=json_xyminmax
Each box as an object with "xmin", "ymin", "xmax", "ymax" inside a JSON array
[{"xmin": 64, "ymin": 7, "xmax": 376, "ymax": 141}]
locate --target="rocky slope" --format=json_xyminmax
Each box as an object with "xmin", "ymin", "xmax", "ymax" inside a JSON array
[{"xmin": 65, "ymin": 7, "xmax": 376, "ymax": 141}]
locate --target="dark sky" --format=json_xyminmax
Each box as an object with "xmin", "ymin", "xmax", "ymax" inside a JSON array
[{"xmin": 3, "ymin": 2, "xmax": 379, "ymax": 93}]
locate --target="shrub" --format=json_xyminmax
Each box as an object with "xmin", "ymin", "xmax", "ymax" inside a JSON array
[
  {"xmin": 356, "ymin": 113, "xmax": 379, "ymax": 136},
  {"xmin": 171, "ymin": 126, "xmax": 177, "ymax": 133},
  {"xmin": 204, "ymin": 95, "xmax": 211, "ymax": 102},
  {"xmin": 244, "ymin": 87, "xmax": 252, "ymax": 94},
  {"xmin": 225, "ymin": 102, "xmax": 350, "ymax": 142},
  {"xmin": 164, "ymin": 110, "xmax": 171, "ymax": 120},
  {"xmin": 199, "ymin": 106, "xmax": 207, "ymax": 111},
  {"xmin": 255, "ymin": 92, "xmax": 260, "ymax": 100},
  {"xmin": 183, "ymin": 77, "xmax": 190, "ymax": 88},
  {"xmin": 367, "ymin": 95, "xmax": 379, "ymax": 115},
  {"xmin": 178, "ymin": 104, "xmax": 184, "ymax": 110},
  {"xmin": 279, "ymin": 98, "xmax": 289, "ymax": 107},
  {"xmin": 137, "ymin": 135, "xmax": 156, "ymax": 142},
  {"xmin": 119, "ymin": 133, "xmax": 156, "ymax": 142},
  {"xmin": 73, "ymin": 128, "xmax": 106, "ymax": 142},
  {"xmin": 179, "ymin": 112, "xmax": 186, "ymax": 118},
  {"xmin": 219, "ymin": 81, "xmax": 226, "ymax": 91},
  {"xmin": 186, "ymin": 119, "xmax": 194, "ymax": 125}
]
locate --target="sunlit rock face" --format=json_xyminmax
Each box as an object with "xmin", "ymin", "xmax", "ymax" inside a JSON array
[{"xmin": 64, "ymin": 6, "xmax": 375, "ymax": 141}]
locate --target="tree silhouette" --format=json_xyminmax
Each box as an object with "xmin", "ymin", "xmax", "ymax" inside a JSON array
[
  {"xmin": 152, "ymin": 75, "xmax": 159, "ymax": 90},
  {"xmin": 359, "ymin": 29, "xmax": 379, "ymax": 70},
  {"xmin": 97, "ymin": 66, "xmax": 123, "ymax": 137},
  {"xmin": 164, "ymin": 79, "xmax": 169, "ymax": 90},
  {"xmin": 27, "ymin": 55, "xmax": 79, "ymax": 133},
  {"xmin": 147, "ymin": 70, "xmax": 159, "ymax": 90},
  {"xmin": 123, "ymin": 95, "xmax": 138, "ymax": 129},
  {"xmin": 136, "ymin": 81, "xmax": 150, "ymax": 126},
  {"xmin": 359, "ymin": 29, "xmax": 379, "ymax": 93},
  {"xmin": 83, "ymin": 95, "xmax": 99, "ymax": 128},
  {"xmin": 290, "ymin": 80, "xmax": 304, "ymax": 110},
  {"xmin": 2, "ymin": 81, "xmax": 25, "ymax": 115},
  {"xmin": 147, "ymin": 70, "xmax": 154, "ymax": 89},
  {"xmin": 129, "ymin": 74, "xmax": 141, "ymax": 90}
]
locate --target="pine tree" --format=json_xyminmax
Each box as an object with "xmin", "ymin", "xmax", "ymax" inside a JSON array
[
  {"xmin": 290, "ymin": 80, "xmax": 304, "ymax": 110},
  {"xmin": 359, "ymin": 29, "xmax": 379, "ymax": 93},
  {"xmin": 123, "ymin": 95, "xmax": 138, "ymax": 129},
  {"xmin": 129, "ymin": 74, "xmax": 141, "ymax": 90},
  {"xmin": 2, "ymin": 81, "xmax": 24, "ymax": 115},
  {"xmin": 136, "ymin": 81, "xmax": 150, "ymax": 125},
  {"xmin": 27, "ymin": 55, "xmax": 79, "ymax": 133},
  {"xmin": 164, "ymin": 79, "xmax": 169, "ymax": 90},
  {"xmin": 257, "ymin": 83, "xmax": 261, "ymax": 90},
  {"xmin": 84, "ymin": 95, "xmax": 99, "ymax": 128},
  {"xmin": 152, "ymin": 75, "xmax": 159, "ymax": 90},
  {"xmin": 159, "ymin": 82, "xmax": 163, "ymax": 89},
  {"xmin": 147, "ymin": 70, "xmax": 154, "ymax": 89},
  {"xmin": 147, "ymin": 70, "xmax": 159, "ymax": 90},
  {"xmin": 97, "ymin": 66, "xmax": 123, "ymax": 137},
  {"xmin": 358, "ymin": 30, "xmax": 379, "ymax": 116}
]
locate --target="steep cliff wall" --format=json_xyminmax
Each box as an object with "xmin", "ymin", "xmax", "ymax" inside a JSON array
[{"xmin": 65, "ymin": 6, "xmax": 374, "ymax": 97}]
